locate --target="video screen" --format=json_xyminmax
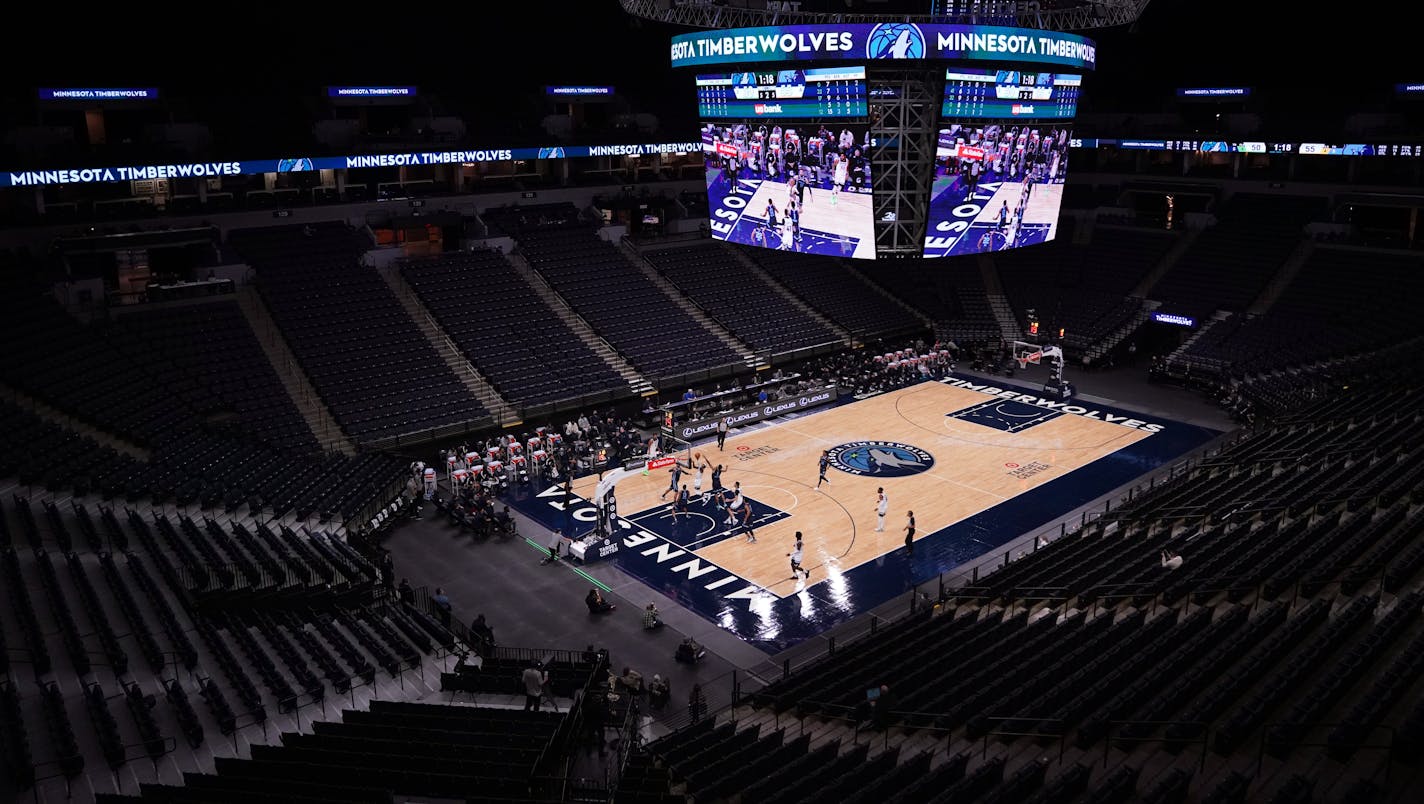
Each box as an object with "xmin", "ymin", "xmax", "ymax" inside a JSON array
[
  {"xmin": 703, "ymin": 120, "xmax": 876, "ymax": 259},
  {"xmin": 697, "ymin": 67, "xmax": 868, "ymax": 119},
  {"xmin": 923, "ymin": 121, "xmax": 1071, "ymax": 258},
  {"xmin": 942, "ymin": 68, "xmax": 1081, "ymax": 119}
]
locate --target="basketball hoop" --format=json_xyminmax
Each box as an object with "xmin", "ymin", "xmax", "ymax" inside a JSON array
[
  {"xmin": 1014, "ymin": 350, "xmax": 1043, "ymax": 370},
  {"xmin": 1012, "ymin": 340, "xmax": 1050, "ymax": 370}
]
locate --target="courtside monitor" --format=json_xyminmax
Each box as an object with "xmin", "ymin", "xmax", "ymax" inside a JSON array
[{"xmin": 703, "ymin": 120, "xmax": 876, "ymax": 259}]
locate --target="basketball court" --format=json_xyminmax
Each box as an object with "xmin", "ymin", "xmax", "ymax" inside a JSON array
[{"xmin": 510, "ymin": 375, "xmax": 1219, "ymax": 652}]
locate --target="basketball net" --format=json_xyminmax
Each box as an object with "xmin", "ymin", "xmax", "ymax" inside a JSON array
[{"xmin": 1014, "ymin": 350, "xmax": 1043, "ymax": 370}]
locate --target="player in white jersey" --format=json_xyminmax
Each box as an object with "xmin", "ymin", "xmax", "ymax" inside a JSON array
[
  {"xmin": 831, "ymin": 155, "xmax": 848, "ymax": 206},
  {"xmin": 788, "ymin": 532, "xmax": 810, "ymax": 580},
  {"xmin": 874, "ymin": 487, "xmax": 889, "ymax": 532}
]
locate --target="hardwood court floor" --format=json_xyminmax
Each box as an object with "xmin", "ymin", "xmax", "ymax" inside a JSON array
[{"xmin": 575, "ymin": 381, "xmax": 1151, "ymax": 599}]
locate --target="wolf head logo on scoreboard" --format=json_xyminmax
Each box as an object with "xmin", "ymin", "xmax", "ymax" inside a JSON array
[
  {"xmin": 866, "ymin": 23, "xmax": 925, "ymax": 59},
  {"xmin": 827, "ymin": 441, "xmax": 935, "ymax": 477}
]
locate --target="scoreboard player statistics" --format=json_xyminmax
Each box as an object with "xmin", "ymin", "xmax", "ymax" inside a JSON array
[
  {"xmin": 942, "ymin": 68, "xmax": 1081, "ymax": 119},
  {"xmin": 698, "ymin": 67, "xmax": 868, "ymax": 119}
]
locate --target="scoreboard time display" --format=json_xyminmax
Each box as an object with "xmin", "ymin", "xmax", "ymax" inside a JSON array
[
  {"xmin": 942, "ymin": 68, "xmax": 1081, "ymax": 119},
  {"xmin": 697, "ymin": 66, "xmax": 867, "ymax": 118}
]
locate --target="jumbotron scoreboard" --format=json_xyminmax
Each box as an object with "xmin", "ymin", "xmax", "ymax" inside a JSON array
[
  {"xmin": 697, "ymin": 67, "xmax": 868, "ymax": 118},
  {"xmin": 670, "ymin": 22, "xmax": 1097, "ymax": 259},
  {"xmin": 942, "ymin": 68, "xmax": 1081, "ymax": 119}
]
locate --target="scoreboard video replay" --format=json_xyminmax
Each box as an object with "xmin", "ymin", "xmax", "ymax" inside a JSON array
[{"xmin": 673, "ymin": 23, "xmax": 1096, "ymax": 260}]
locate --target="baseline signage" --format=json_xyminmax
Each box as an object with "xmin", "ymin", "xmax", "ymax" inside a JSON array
[
  {"xmin": 39, "ymin": 88, "xmax": 158, "ymax": 101},
  {"xmin": 675, "ymin": 386, "xmax": 837, "ymax": 440},
  {"xmin": 669, "ymin": 24, "xmax": 1097, "ymax": 71},
  {"xmin": 0, "ymin": 141, "xmax": 704, "ymax": 188}
]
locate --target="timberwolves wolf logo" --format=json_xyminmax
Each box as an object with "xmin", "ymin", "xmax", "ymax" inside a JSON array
[
  {"xmin": 277, "ymin": 158, "xmax": 314, "ymax": 172},
  {"xmin": 537, "ymin": 147, "xmax": 566, "ymax": 159},
  {"xmin": 866, "ymin": 23, "xmax": 925, "ymax": 59},
  {"xmin": 827, "ymin": 441, "xmax": 934, "ymax": 477}
]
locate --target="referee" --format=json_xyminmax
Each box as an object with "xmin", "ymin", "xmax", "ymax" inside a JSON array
[
  {"xmin": 903, "ymin": 511, "xmax": 916, "ymax": 555},
  {"xmin": 716, "ymin": 418, "xmax": 728, "ymax": 451}
]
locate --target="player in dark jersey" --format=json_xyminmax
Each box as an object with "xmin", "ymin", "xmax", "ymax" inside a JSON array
[
  {"xmin": 816, "ymin": 450, "xmax": 830, "ymax": 488},
  {"xmin": 673, "ymin": 485, "xmax": 690, "ymax": 522},
  {"xmin": 661, "ymin": 460, "xmax": 685, "ymax": 500},
  {"xmin": 739, "ymin": 502, "xmax": 757, "ymax": 543},
  {"xmin": 763, "ymin": 198, "xmax": 779, "ymax": 241}
]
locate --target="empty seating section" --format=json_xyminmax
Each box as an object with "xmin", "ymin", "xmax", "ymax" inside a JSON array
[
  {"xmin": 0, "ymin": 302, "xmax": 401, "ymax": 522},
  {"xmin": 400, "ymin": 251, "xmax": 624, "ymax": 407},
  {"xmin": 999, "ymin": 223, "xmax": 1175, "ymax": 352},
  {"xmin": 858, "ymin": 262, "xmax": 999, "ymax": 342},
  {"xmin": 103, "ymin": 302, "xmax": 319, "ymax": 453},
  {"xmin": 100, "ymin": 701, "xmax": 565, "ymax": 802},
  {"xmin": 0, "ymin": 498, "xmax": 463, "ymax": 797},
  {"xmin": 483, "ymin": 205, "xmax": 743, "ymax": 379},
  {"xmin": 643, "ymin": 243, "xmax": 841, "ymax": 354},
  {"xmin": 0, "ymin": 288, "xmax": 190, "ymax": 447},
  {"xmin": 1179, "ymin": 247, "xmax": 1424, "ymax": 375},
  {"xmin": 741, "ymin": 247, "xmax": 920, "ymax": 337},
  {"xmin": 229, "ymin": 222, "xmax": 487, "ymax": 442},
  {"xmin": 1151, "ymin": 194, "xmax": 1324, "ymax": 319}
]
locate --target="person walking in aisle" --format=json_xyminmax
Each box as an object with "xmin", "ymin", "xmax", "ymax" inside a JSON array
[{"xmin": 522, "ymin": 661, "xmax": 548, "ymax": 711}]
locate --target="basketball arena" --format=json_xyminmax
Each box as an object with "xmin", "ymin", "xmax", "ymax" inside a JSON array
[{"xmin": 1, "ymin": 2, "xmax": 1423, "ymax": 803}]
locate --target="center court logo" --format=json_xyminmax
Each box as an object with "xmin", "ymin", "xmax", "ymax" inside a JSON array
[
  {"xmin": 866, "ymin": 23, "xmax": 925, "ymax": 59},
  {"xmin": 826, "ymin": 441, "xmax": 934, "ymax": 477}
]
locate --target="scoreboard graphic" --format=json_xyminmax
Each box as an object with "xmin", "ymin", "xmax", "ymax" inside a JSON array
[
  {"xmin": 698, "ymin": 67, "xmax": 868, "ymax": 119},
  {"xmin": 942, "ymin": 68, "xmax": 1081, "ymax": 119}
]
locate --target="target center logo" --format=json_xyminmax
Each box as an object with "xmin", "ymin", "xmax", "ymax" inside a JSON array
[{"xmin": 826, "ymin": 440, "xmax": 934, "ymax": 477}]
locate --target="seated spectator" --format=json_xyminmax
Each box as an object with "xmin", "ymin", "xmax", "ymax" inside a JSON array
[
  {"xmin": 616, "ymin": 666, "xmax": 644, "ymax": 695},
  {"xmin": 648, "ymin": 674, "xmax": 671, "ymax": 710},
  {"xmin": 675, "ymin": 636, "xmax": 707, "ymax": 663},
  {"xmin": 494, "ymin": 506, "xmax": 513, "ymax": 534},
  {"xmin": 469, "ymin": 614, "xmax": 495, "ymax": 651},
  {"xmin": 432, "ymin": 587, "xmax": 453, "ymax": 628},
  {"xmin": 1161, "ymin": 549, "xmax": 1184, "ymax": 570},
  {"xmin": 586, "ymin": 588, "xmax": 616, "ymax": 614},
  {"xmin": 642, "ymin": 602, "xmax": 664, "ymax": 630}
]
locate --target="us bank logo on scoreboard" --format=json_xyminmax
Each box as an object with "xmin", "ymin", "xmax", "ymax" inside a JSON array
[{"xmin": 827, "ymin": 441, "xmax": 935, "ymax": 477}]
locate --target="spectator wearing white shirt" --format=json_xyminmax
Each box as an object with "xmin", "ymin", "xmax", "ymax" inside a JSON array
[{"xmin": 1161, "ymin": 549, "xmax": 1183, "ymax": 570}]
